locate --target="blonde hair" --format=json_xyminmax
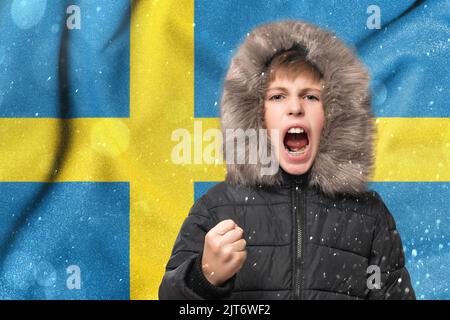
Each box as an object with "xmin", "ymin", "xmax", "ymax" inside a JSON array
[{"xmin": 267, "ymin": 49, "xmax": 323, "ymax": 84}]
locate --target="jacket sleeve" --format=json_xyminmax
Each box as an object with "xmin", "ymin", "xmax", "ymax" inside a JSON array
[
  {"xmin": 367, "ymin": 192, "xmax": 416, "ymax": 300},
  {"xmin": 158, "ymin": 197, "xmax": 236, "ymax": 300}
]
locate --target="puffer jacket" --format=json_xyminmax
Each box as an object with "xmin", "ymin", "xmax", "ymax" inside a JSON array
[{"xmin": 158, "ymin": 20, "xmax": 415, "ymax": 300}]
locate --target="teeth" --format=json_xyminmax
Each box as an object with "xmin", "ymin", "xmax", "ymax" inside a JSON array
[
  {"xmin": 288, "ymin": 127, "xmax": 304, "ymax": 134},
  {"xmin": 287, "ymin": 145, "xmax": 307, "ymax": 155}
]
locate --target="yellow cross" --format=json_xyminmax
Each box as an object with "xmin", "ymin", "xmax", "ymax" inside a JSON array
[{"xmin": 0, "ymin": 0, "xmax": 448, "ymax": 300}]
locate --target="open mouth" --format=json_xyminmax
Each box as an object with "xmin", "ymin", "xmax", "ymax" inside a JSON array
[{"xmin": 283, "ymin": 127, "xmax": 309, "ymax": 156}]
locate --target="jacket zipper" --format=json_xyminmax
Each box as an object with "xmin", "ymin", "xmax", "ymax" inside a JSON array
[{"xmin": 292, "ymin": 182, "xmax": 305, "ymax": 299}]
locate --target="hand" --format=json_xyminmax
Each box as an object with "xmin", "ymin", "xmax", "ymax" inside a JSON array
[{"xmin": 201, "ymin": 219, "xmax": 247, "ymax": 287}]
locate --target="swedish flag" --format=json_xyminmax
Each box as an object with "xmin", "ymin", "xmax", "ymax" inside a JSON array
[{"xmin": 0, "ymin": 0, "xmax": 448, "ymax": 300}]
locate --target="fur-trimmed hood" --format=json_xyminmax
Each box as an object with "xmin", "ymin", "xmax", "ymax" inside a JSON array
[{"xmin": 220, "ymin": 20, "xmax": 375, "ymax": 197}]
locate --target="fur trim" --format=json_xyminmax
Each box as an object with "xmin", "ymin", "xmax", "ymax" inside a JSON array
[{"xmin": 221, "ymin": 20, "xmax": 375, "ymax": 197}]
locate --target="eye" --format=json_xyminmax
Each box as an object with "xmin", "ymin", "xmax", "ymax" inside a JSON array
[
  {"xmin": 304, "ymin": 95, "xmax": 319, "ymax": 101},
  {"xmin": 269, "ymin": 94, "xmax": 284, "ymax": 101}
]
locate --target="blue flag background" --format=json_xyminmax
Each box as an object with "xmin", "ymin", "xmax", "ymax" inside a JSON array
[{"xmin": 0, "ymin": 0, "xmax": 130, "ymax": 299}]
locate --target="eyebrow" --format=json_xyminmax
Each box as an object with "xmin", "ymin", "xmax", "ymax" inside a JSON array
[{"xmin": 266, "ymin": 86, "xmax": 322, "ymax": 94}]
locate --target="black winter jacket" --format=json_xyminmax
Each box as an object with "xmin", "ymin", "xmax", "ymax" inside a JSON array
[{"xmin": 159, "ymin": 171, "xmax": 415, "ymax": 300}]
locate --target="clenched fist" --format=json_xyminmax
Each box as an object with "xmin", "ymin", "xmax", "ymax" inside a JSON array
[{"xmin": 201, "ymin": 219, "xmax": 247, "ymax": 287}]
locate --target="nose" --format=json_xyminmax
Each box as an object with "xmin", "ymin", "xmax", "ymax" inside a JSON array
[{"xmin": 287, "ymin": 97, "xmax": 304, "ymax": 116}]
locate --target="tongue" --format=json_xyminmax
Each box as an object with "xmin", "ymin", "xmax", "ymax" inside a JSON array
[{"xmin": 284, "ymin": 133, "xmax": 308, "ymax": 151}]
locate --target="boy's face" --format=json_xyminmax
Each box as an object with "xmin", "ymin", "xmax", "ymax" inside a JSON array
[{"xmin": 264, "ymin": 73, "xmax": 325, "ymax": 176}]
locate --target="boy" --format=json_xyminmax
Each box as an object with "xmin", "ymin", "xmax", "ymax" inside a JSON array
[{"xmin": 159, "ymin": 20, "xmax": 415, "ymax": 299}]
